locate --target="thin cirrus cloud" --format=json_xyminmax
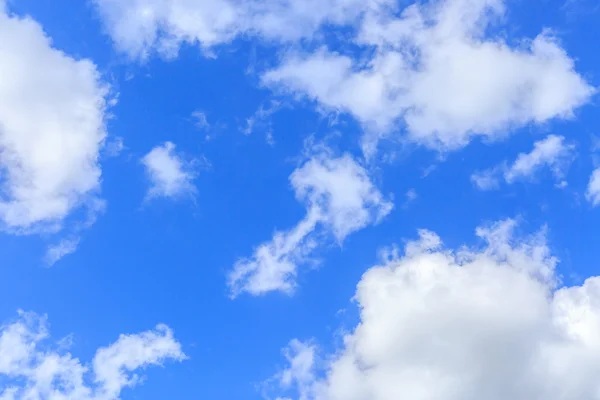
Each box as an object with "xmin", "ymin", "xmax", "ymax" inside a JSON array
[
  {"xmin": 0, "ymin": 310, "xmax": 185, "ymax": 400},
  {"xmin": 268, "ymin": 219, "xmax": 600, "ymax": 400},
  {"xmin": 141, "ymin": 141, "xmax": 198, "ymax": 200},
  {"xmin": 228, "ymin": 149, "xmax": 392, "ymax": 297},
  {"xmin": 471, "ymin": 134, "xmax": 575, "ymax": 190},
  {"xmin": 0, "ymin": 3, "xmax": 111, "ymax": 233}
]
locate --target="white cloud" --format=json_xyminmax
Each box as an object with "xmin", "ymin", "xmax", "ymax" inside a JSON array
[
  {"xmin": 191, "ymin": 110, "xmax": 210, "ymax": 131},
  {"xmin": 103, "ymin": 136, "xmax": 125, "ymax": 158},
  {"xmin": 587, "ymin": 167, "xmax": 600, "ymax": 206},
  {"xmin": 94, "ymin": 0, "xmax": 593, "ymax": 158},
  {"xmin": 228, "ymin": 209, "xmax": 321, "ymax": 296},
  {"xmin": 44, "ymin": 237, "xmax": 81, "ymax": 266},
  {"xmin": 470, "ymin": 168, "xmax": 501, "ymax": 191},
  {"xmin": 504, "ymin": 135, "xmax": 574, "ymax": 183},
  {"xmin": 471, "ymin": 135, "xmax": 574, "ymax": 190},
  {"xmin": 141, "ymin": 141, "xmax": 197, "ymax": 200},
  {"xmin": 402, "ymin": 189, "xmax": 418, "ymax": 207},
  {"xmin": 191, "ymin": 110, "xmax": 215, "ymax": 141},
  {"xmin": 0, "ymin": 4, "xmax": 110, "ymax": 232},
  {"xmin": 263, "ymin": 0, "xmax": 594, "ymax": 155},
  {"xmin": 0, "ymin": 310, "xmax": 185, "ymax": 400},
  {"xmin": 228, "ymin": 150, "xmax": 392, "ymax": 297},
  {"xmin": 274, "ymin": 340, "xmax": 318, "ymax": 400},
  {"xmin": 290, "ymin": 153, "xmax": 392, "ymax": 242},
  {"xmin": 241, "ymin": 100, "xmax": 281, "ymax": 136},
  {"xmin": 269, "ymin": 218, "xmax": 600, "ymax": 400},
  {"xmin": 93, "ymin": 0, "xmax": 389, "ymax": 61}
]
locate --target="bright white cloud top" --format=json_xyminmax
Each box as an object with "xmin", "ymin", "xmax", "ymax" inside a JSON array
[
  {"xmin": 270, "ymin": 219, "xmax": 600, "ymax": 400},
  {"xmin": 141, "ymin": 141, "xmax": 197, "ymax": 200},
  {"xmin": 228, "ymin": 149, "xmax": 392, "ymax": 296},
  {"xmin": 0, "ymin": 311, "xmax": 185, "ymax": 400},
  {"xmin": 0, "ymin": 4, "xmax": 110, "ymax": 232}
]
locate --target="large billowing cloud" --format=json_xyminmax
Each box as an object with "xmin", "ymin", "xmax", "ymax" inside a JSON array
[
  {"xmin": 0, "ymin": 4, "xmax": 110, "ymax": 233},
  {"xmin": 0, "ymin": 311, "xmax": 185, "ymax": 400},
  {"xmin": 263, "ymin": 0, "xmax": 594, "ymax": 155},
  {"xmin": 228, "ymin": 149, "xmax": 392, "ymax": 297},
  {"xmin": 270, "ymin": 219, "xmax": 600, "ymax": 400}
]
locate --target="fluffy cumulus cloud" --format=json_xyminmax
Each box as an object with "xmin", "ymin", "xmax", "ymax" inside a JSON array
[
  {"xmin": 263, "ymin": 0, "xmax": 594, "ymax": 155},
  {"xmin": 141, "ymin": 141, "xmax": 197, "ymax": 200},
  {"xmin": 0, "ymin": 4, "xmax": 110, "ymax": 232},
  {"xmin": 0, "ymin": 311, "xmax": 185, "ymax": 400},
  {"xmin": 269, "ymin": 219, "xmax": 600, "ymax": 400},
  {"xmin": 472, "ymin": 134, "xmax": 575, "ymax": 190},
  {"xmin": 228, "ymin": 150, "xmax": 392, "ymax": 297},
  {"xmin": 93, "ymin": 0, "xmax": 390, "ymax": 60}
]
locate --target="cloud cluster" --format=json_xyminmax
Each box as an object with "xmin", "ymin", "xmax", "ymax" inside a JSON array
[
  {"xmin": 471, "ymin": 134, "xmax": 575, "ymax": 190},
  {"xmin": 228, "ymin": 150, "xmax": 392, "ymax": 297},
  {"xmin": 0, "ymin": 311, "xmax": 185, "ymax": 400},
  {"xmin": 270, "ymin": 219, "xmax": 600, "ymax": 400},
  {"xmin": 263, "ymin": 0, "xmax": 594, "ymax": 155},
  {"xmin": 95, "ymin": 0, "xmax": 593, "ymax": 152},
  {"xmin": 93, "ymin": 0, "xmax": 595, "ymax": 193},
  {"xmin": 0, "ymin": 4, "xmax": 110, "ymax": 232}
]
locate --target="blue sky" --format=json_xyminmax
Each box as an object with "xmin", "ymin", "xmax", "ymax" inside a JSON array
[{"xmin": 1, "ymin": 0, "xmax": 600, "ymax": 399}]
